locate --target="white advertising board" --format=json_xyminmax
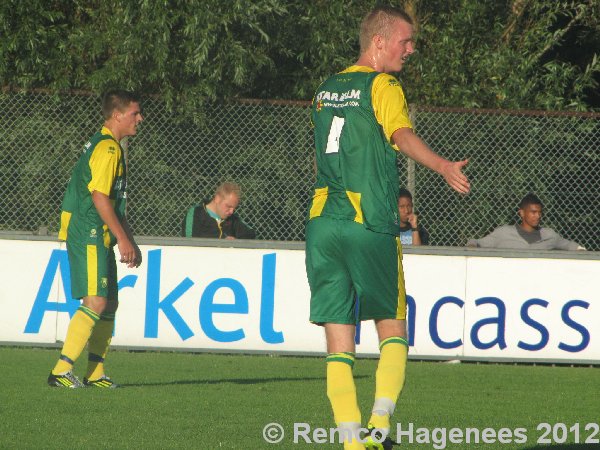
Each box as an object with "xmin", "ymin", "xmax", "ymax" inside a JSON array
[
  {"xmin": 463, "ymin": 257, "xmax": 599, "ymax": 361},
  {"xmin": 1, "ymin": 239, "xmax": 598, "ymax": 363},
  {"xmin": 0, "ymin": 240, "xmax": 62, "ymax": 344}
]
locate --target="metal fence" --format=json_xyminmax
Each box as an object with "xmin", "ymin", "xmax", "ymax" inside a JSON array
[{"xmin": 1, "ymin": 91, "xmax": 599, "ymax": 249}]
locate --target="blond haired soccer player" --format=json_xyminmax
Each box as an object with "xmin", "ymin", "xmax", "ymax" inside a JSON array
[
  {"xmin": 48, "ymin": 90, "xmax": 143, "ymax": 388},
  {"xmin": 305, "ymin": 6, "xmax": 470, "ymax": 449}
]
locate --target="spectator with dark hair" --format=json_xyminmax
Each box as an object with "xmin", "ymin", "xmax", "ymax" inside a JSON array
[
  {"xmin": 467, "ymin": 193, "xmax": 585, "ymax": 250},
  {"xmin": 182, "ymin": 182, "xmax": 256, "ymax": 239},
  {"xmin": 398, "ymin": 188, "xmax": 429, "ymax": 245}
]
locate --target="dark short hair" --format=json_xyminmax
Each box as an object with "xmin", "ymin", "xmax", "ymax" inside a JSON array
[
  {"xmin": 101, "ymin": 89, "xmax": 140, "ymax": 120},
  {"xmin": 519, "ymin": 193, "xmax": 543, "ymax": 209},
  {"xmin": 398, "ymin": 188, "xmax": 413, "ymax": 200}
]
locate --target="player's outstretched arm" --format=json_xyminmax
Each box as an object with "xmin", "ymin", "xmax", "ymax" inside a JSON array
[
  {"xmin": 91, "ymin": 191, "xmax": 136, "ymax": 267},
  {"xmin": 392, "ymin": 127, "xmax": 470, "ymax": 194}
]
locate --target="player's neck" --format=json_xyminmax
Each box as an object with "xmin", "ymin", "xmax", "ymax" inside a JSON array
[
  {"xmin": 355, "ymin": 52, "xmax": 384, "ymax": 72},
  {"xmin": 104, "ymin": 122, "xmax": 123, "ymax": 142}
]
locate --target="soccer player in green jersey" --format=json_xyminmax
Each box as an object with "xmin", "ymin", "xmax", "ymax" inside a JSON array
[
  {"xmin": 48, "ymin": 90, "xmax": 143, "ymax": 389},
  {"xmin": 305, "ymin": 6, "xmax": 470, "ymax": 449}
]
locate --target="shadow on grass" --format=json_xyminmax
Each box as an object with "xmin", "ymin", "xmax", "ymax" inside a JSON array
[
  {"xmin": 524, "ymin": 445, "xmax": 598, "ymax": 449},
  {"xmin": 123, "ymin": 374, "xmax": 368, "ymax": 387}
]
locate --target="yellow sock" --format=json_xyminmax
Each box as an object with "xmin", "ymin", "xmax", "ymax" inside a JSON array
[
  {"xmin": 52, "ymin": 306, "xmax": 99, "ymax": 374},
  {"xmin": 326, "ymin": 353, "xmax": 364, "ymax": 449},
  {"xmin": 86, "ymin": 312, "xmax": 115, "ymax": 380},
  {"xmin": 369, "ymin": 337, "xmax": 409, "ymax": 431}
]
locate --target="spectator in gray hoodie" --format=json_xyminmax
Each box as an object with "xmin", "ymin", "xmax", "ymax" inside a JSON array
[{"xmin": 467, "ymin": 193, "xmax": 585, "ymax": 250}]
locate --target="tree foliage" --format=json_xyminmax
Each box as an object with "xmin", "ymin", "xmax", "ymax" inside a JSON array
[
  {"xmin": 0, "ymin": 0, "xmax": 287, "ymax": 113},
  {"xmin": 401, "ymin": 0, "xmax": 600, "ymax": 110},
  {"xmin": 1, "ymin": 0, "xmax": 599, "ymax": 111}
]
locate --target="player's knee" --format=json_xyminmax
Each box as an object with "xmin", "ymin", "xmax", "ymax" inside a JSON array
[
  {"xmin": 82, "ymin": 295, "xmax": 109, "ymax": 314},
  {"xmin": 375, "ymin": 318, "xmax": 407, "ymax": 340}
]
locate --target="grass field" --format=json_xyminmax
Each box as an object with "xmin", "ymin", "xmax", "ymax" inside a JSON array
[{"xmin": 0, "ymin": 347, "xmax": 598, "ymax": 449}]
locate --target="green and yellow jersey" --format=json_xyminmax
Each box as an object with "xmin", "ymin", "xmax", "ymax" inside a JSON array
[
  {"xmin": 308, "ymin": 66, "xmax": 412, "ymax": 236},
  {"xmin": 59, "ymin": 126, "xmax": 127, "ymax": 247}
]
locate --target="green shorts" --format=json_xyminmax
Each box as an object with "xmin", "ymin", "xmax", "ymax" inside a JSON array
[
  {"xmin": 66, "ymin": 225, "xmax": 118, "ymax": 300},
  {"xmin": 305, "ymin": 216, "xmax": 406, "ymax": 324}
]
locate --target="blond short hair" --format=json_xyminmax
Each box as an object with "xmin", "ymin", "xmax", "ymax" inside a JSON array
[
  {"xmin": 359, "ymin": 6, "xmax": 414, "ymax": 54},
  {"xmin": 215, "ymin": 182, "xmax": 241, "ymax": 198}
]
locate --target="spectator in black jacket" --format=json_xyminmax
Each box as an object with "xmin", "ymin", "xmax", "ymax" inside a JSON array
[{"xmin": 182, "ymin": 182, "xmax": 256, "ymax": 239}]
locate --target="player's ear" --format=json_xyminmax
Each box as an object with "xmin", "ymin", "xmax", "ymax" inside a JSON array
[{"xmin": 113, "ymin": 109, "xmax": 124, "ymax": 122}]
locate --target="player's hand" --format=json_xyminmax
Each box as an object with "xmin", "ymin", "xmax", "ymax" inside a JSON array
[
  {"xmin": 132, "ymin": 243, "xmax": 143, "ymax": 268},
  {"xmin": 442, "ymin": 159, "xmax": 470, "ymax": 194},
  {"xmin": 117, "ymin": 237, "xmax": 136, "ymax": 268}
]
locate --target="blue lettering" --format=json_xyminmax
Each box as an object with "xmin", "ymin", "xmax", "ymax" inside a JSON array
[
  {"xmin": 517, "ymin": 298, "xmax": 549, "ymax": 351},
  {"xmin": 118, "ymin": 274, "xmax": 138, "ymax": 290},
  {"xmin": 200, "ymin": 278, "xmax": 248, "ymax": 342},
  {"xmin": 24, "ymin": 249, "xmax": 79, "ymax": 333},
  {"xmin": 259, "ymin": 253, "xmax": 284, "ymax": 344},
  {"xmin": 407, "ymin": 295, "xmax": 415, "ymax": 346},
  {"xmin": 430, "ymin": 296, "xmax": 464, "ymax": 349},
  {"xmin": 144, "ymin": 249, "xmax": 194, "ymax": 340},
  {"xmin": 470, "ymin": 297, "xmax": 507, "ymax": 350},
  {"xmin": 558, "ymin": 300, "xmax": 590, "ymax": 353}
]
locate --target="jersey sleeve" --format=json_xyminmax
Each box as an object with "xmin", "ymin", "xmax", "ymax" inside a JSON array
[
  {"xmin": 87, "ymin": 140, "xmax": 121, "ymax": 196},
  {"xmin": 371, "ymin": 73, "xmax": 413, "ymax": 150}
]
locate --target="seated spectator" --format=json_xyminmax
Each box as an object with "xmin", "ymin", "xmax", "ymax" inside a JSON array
[
  {"xmin": 182, "ymin": 182, "xmax": 256, "ymax": 239},
  {"xmin": 467, "ymin": 193, "xmax": 585, "ymax": 250},
  {"xmin": 398, "ymin": 188, "xmax": 429, "ymax": 246}
]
